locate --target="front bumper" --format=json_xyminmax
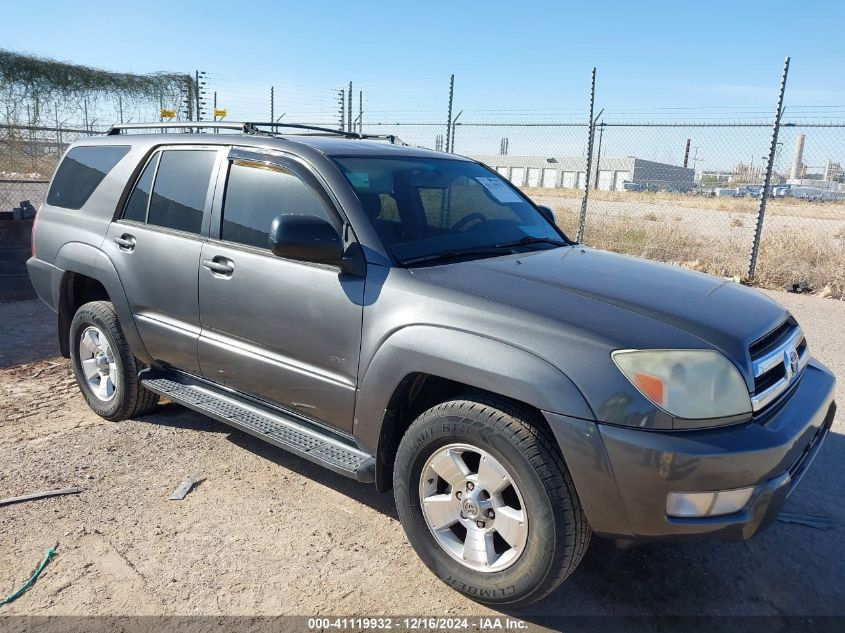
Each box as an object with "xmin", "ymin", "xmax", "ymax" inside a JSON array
[{"xmin": 545, "ymin": 358, "xmax": 836, "ymax": 541}]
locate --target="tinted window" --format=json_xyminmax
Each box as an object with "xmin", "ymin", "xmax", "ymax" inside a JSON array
[
  {"xmin": 222, "ymin": 160, "xmax": 332, "ymax": 250},
  {"xmin": 122, "ymin": 153, "xmax": 160, "ymax": 222},
  {"xmin": 46, "ymin": 145, "xmax": 129, "ymax": 209},
  {"xmin": 333, "ymin": 157, "xmax": 562, "ymax": 263},
  {"xmin": 147, "ymin": 150, "xmax": 216, "ymax": 234}
]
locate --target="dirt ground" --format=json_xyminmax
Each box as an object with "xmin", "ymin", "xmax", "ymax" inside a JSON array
[{"xmin": 1, "ymin": 291, "xmax": 843, "ymax": 621}]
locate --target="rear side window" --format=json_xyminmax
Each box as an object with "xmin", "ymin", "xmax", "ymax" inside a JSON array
[
  {"xmin": 221, "ymin": 160, "xmax": 332, "ymax": 250},
  {"xmin": 147, "ymin": 150, "xmax": 216, "ymax": 234},
  {"xmin": 46, "ymin": 145, "xmax": 130, "ymax": 209},
  {"xmin": 122, "ymin": 153, "xmax": 160, "ymax": 223}
]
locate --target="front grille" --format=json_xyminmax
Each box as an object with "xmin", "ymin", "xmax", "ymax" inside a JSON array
[
  {"xmin": 755, "ymin": 362, "xmax": 786, "ymax": 393},
  {"xmin": 749, "ymin": 319, "xmax": 807, "ymax": 413},
  {"xmin": 749, "ymin": 317, "xmax": 796, "ymax": 358}
]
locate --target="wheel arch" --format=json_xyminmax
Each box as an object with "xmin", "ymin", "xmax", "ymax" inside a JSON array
[
  {"xmin": 352, "ymin": 326, "xmax": 595, "ymax": 492},
  {"xmin": 54, "ymin": 242, "xmax": 151, "ymax": 362}
]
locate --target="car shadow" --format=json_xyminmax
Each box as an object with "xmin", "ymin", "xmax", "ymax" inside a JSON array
[
  {"xmin": 141, "ymin": 401, "xmax": 845, "ymax": 618},
  {"xmin": 141, "ymin": 401, "xmax": 399, "ymax": 520},
  {"xmin": 507, "ymin": 428, "xmax": 845, "ymax": 620}
]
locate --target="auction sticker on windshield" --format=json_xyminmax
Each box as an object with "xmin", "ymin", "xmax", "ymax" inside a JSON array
[{"xmin": 475, "ymin": 176, "xmax": 523, "ymax": 203}]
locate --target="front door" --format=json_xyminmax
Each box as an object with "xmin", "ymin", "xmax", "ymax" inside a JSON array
[
  {"xmin": 103, "ymin": 146, "xmax": 222, "ymax": 373},
  {"xmin": 197, "ymin": 150, "xmax": 364, "ymax": 432}
]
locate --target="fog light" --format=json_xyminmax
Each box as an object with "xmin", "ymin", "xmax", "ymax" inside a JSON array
[{"xmin": 666, "ymin": 487, "xmax": 754, "ymax": 518}]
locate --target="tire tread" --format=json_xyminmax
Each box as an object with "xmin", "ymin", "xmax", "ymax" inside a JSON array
[
  {"xmin": 398, "ymin": 393, "xmax": 590, "ymax": 606},
  {"xmin": 71, "ymin": 300, "xmax": 159, "ymax": 421}
]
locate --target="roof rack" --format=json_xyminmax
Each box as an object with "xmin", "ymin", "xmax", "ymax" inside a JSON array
[
  {"xmin": 106, "ymin": 121, "xmax": 407, "ymax": 145},
  {"xmin": 250, "ymin": 122, "xmax": 360, "ymax": 138},
  {"xmin": 239, "ymin": 122, "xmax": 404, "ymax": 144},
  {"xmin": 106, "ymin": 121, "xmax": 258, "ymax": 135}
]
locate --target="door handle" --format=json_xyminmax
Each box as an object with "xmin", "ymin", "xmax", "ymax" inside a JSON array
[
  {"xmin": 113, "ymin": 234, "xmax": 136, "ymax": 251},
  {"xmin": 202, "ymin": 258, "xmax": 235, "ymax": 276}
]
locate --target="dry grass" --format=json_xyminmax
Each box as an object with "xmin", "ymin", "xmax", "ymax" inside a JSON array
[
  {"xmin": 523, "ymin": 186, "xmax": 845, "ymax": 220},
  {"xmin": 551, "ymin": 207, "xmax": 845, "ymax": 300},
  {"xmin": 754, "ymin": 232, "xmax": 845, "ymax": 299}
]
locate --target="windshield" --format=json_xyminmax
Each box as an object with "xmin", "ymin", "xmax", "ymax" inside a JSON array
[{"xmin": 332, "ymin": 156, "xmax": 566, "ymax": 264}]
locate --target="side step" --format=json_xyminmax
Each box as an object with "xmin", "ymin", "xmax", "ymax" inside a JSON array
[{"xmin": 139, "ymin": 370, "xmax": 375, "ymax": 483}]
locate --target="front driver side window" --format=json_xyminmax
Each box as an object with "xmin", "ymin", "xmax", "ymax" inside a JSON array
[{"xmin": 221, "ymin": 160, "xmax": 333, "ymax": 250}]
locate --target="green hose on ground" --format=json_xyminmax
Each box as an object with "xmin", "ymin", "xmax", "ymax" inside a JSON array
[{"xmin": 0, "ymin": 544, "xmax": 57, "ymax": 607}]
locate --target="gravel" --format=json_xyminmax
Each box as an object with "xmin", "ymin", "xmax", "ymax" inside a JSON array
[{"xmin": 0, "ymin": 292, "xmax": 842, "ymax": 618}]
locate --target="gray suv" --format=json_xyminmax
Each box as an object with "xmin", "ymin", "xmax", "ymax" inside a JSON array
[{"xmin": 28, "ymin": 121, "xmax": 836, "ymax": 606}]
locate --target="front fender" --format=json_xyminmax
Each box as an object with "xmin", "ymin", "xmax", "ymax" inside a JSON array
[{"xmin": 353, "ymin": 325, "xmax": 595, "ymax": 452}]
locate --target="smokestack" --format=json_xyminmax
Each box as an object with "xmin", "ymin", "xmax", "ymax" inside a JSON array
[{"xmin": 790, "ymin": 134, "xmax": 805, "ymax": 180}]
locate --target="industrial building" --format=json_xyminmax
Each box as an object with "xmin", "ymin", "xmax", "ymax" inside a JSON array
[
  {"xmin": 471, "ymin": 154, "xmax": 696, "ymax": 192},
  {"xmin": 785, "ymin": 133, "xmax": 845, "ymax": 194}
]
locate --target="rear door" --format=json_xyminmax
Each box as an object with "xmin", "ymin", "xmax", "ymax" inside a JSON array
[
  {"xmin": 197, "ymin": 149, "xmax": 364, "ymax": 432},
  {"xmin": 103, "ymin": 145, "xmax": 223, "ymax": 373}
]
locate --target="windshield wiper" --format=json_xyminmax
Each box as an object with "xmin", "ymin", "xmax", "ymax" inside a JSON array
[
  {"xmin": 399, "ymin": 236, "xmax": 568, "ymax": 266},
  {"xmin": 399, "ymin": 246, "xmax": 513, "ymax": 266},
  {"xmin": 494, "ymin": 236, "xmax": 568, "ymax": 249}
]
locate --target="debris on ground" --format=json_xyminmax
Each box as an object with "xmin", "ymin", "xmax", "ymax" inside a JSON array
[
  {"xmin": 777, "ymin": 512, "xmax": 834, "ymax": 530},
  {"xmin": 785, "ymin": 281, "xmax": 812, "ymax": 294},
  {"xmin": 0, "ymin": 487, "xmax": 81, "ymax": 508},
  {"xmin": 818, "ymin": 285, "xmax": 834, "ymax": 299},
  {"xmin": 168, "ymin": 475, "xmax": 199, "ymax": 501},
  {"xmin": 0, "ymin": 544, "xmax": 58, "ymax": 607}
]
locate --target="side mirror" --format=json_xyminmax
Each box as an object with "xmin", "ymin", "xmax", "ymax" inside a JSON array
[
  {"xmin": 537, "ymin": 205, "xmax": 556, "ymax": 225},
  {"xmin": 269, "ymin": 214, "xmax": 344, "ymax": 263}
]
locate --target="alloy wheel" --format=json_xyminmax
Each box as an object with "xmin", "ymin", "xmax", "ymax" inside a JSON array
[
  {"xmin": 419, "ymin": 443, "xmax": 528, "ymax": 572},
  {"xmin": 78, "ymin": 325, "xmax": 118, "ymax": 402}
]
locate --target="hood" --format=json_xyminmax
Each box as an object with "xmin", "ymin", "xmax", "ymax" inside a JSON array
[{"xmin": 411, "ymin": 246, "xmax": 788, "ymax": 369}]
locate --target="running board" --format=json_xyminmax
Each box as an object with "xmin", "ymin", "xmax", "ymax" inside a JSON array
[{"xmin": 139, "ymin": 370, "xmax": 375, "ymax": 483}]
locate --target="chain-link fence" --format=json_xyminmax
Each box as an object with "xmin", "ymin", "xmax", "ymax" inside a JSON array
[
  {"xmin": 0, "ymin": 123, "xmax": 102, "ymax": 178},
  {"xmin": 0, "ymin": 179, "xmax": 48, "ymax": 219},
  {"xmin": 2, "ymin": 114, "xmax": 842, "ymax": 298}
]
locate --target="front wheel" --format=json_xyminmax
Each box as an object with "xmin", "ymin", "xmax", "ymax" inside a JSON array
[{"xmin": 393, "ymin": 395, "xmax": 590, "ymax": 606}]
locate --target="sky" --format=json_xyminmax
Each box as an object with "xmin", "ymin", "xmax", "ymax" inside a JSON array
[
  {"xmin": 2, "ymin": 0, "xmax": 844, "ymax": 171},
  {"xmin": 2, "ymin": 0, "xmax": 844, "ymax": 119}
]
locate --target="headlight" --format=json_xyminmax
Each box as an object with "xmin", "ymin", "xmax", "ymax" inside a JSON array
[{"xmin": 611, "ymin": 349, "xmax": 751, "ymax": 419}]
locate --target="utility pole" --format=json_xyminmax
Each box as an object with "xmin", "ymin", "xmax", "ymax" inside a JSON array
[
  {"xmin": 195, "ymin": 70, "xmax": 201, "ymax": 121},
  {"xmin": 450, "ymin": 110, "xmax": 463, "ymax": 153},
  {"xmin": 55, "ymin": 102, "xmax": 61, "ymax": 157},
  {"xmin": 577, "ymin": 67, "xmax": 597, "ymax": 243},
  {"xmin": 359, "ymin": 90, "xmax": 363, "ymax": 135},
  {"xmin": 348, "ymin": 82, "xmax": 353, "ymax": 134},
  {"xmin": 270, "ymin": 86, "xmax": 274, "ymax": 122},
  {"xmin": 748, "ymin": 57, "xmax": 790, "ymax": 279},
  {"xmin": 594, "ymin": 121, "xmax": 605, "ymax": 189},
  {"xmin": 338, "ymin": 89, "xmax": 345, "ymax": 131},
  {"xmin": 213, "ymin": 91, "xmax": 218, "ymax": 121},
  {"xmin": 183, "ymin": 76, "xmax": 193, "ymax": 121},
  {"xmin": 445, "ymin": 74, "xmax": 454, "ymax": 153}
]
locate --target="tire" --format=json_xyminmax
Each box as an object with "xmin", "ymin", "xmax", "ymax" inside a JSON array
[
  {"xmin": 393, "ymin": 394, "xmax": 590, "ymax": 607},
  {"xmin": 69, "ymin": 300, "xmax": 159, "ymax": 421}
]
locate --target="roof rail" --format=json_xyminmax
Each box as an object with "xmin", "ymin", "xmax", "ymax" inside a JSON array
[
  {"xmin": 250, "ymin": 122, "xmax": 360, "ymax": 138},
  {"xmin": 105, "ymin": 121, "xmax": 406, "ymax": 144},
  {"xmin": 106, "ymin": 121, "xmax": 258, "ymax": 135}
]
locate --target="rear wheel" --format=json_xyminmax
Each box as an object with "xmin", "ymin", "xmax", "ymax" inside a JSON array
[
  {"xmin": 393, "ymin": 395, "xmax": 590, "ymax": 606},
  {"xmin": 69, "ymin": 301, "xmax": 158, "ymax": 421}
]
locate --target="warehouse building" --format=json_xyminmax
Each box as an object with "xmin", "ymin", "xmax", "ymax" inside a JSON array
[{"xmin": 471, "ymin": 155, "xmax": 696, "ymax": 192}]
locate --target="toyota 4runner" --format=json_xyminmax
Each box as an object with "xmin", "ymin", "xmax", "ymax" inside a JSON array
[{"xmin": 27, "ymin": 121, "xmax": 837, "ymax": 606}]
